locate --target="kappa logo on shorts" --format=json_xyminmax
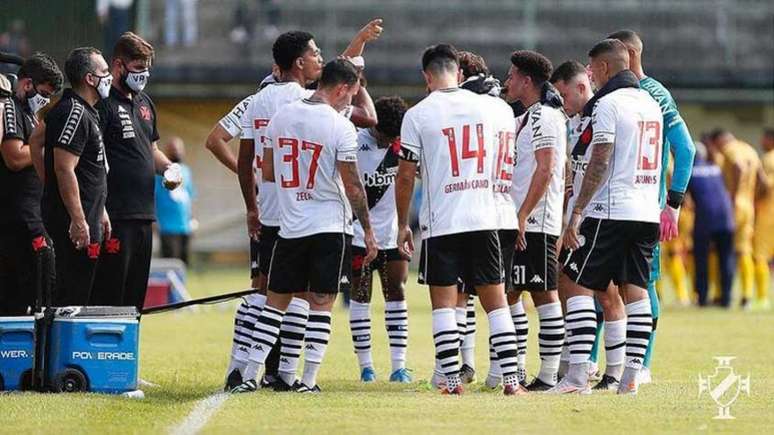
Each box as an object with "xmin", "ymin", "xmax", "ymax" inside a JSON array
[
  {"xmin": 569, "ymin": 262, "xmax": 579, "ymax": 272},
  {"xmin": 528, "ymin": 216, "xmax": 538, "ymax": 225},
  {"xmin": 418, "ymin": 271, "xmax": 425, "ymax": 281},
  {"xmin": 530, "ymin": 275, "xmax": 544, "ymax": 284},
  {"xmin": 593, "ymin": 204, "xmax": 605, "ymax": 213},
  {"xmin": 340, "ymin": 275, "xmax": 350, "ymax": 285}
]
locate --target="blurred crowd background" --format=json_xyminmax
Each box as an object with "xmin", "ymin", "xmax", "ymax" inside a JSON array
[{"xmin": 2, "ymin": 0, "xmax": 772, "ymax": 308}]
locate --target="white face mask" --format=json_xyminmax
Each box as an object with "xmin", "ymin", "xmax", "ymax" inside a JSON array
[
  {"xmin": 125, "ymin": 69, "xmax": 150, "ymax": 93},
  {"xmin": 27, "ymin": 92, "xmax": 50, "ymax": 114},
  {"xmin": 93, "ymin": 73, "xmax": 113, "ymax": 99}
]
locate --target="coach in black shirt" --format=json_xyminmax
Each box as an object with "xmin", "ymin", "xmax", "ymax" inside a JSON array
[
  {"xmin": 43, "ymin": 47, "xmax": 113, "ymax": 306},
  {"xmin": 91, "ymin": 32, "xmax": 179, "ymax": 309},
  {"xmin": 0, "ymin": 53, "xmax": 62, "ymax": 314}
]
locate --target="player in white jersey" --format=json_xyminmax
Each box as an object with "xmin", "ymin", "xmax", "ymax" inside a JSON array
[
  {"xmin": 222, "ymin": 21, "xmax": 383, "ymax": 390},
  {"xmin": 553, "ymin": 39, "xmax": 662, "ymax": 395},
  {"xmin": 395, "ymin": 44, "xmax": 524, "ymax": 396},
  {"xmin": 347, "ymin": 96, "xmax": 414, "ymax": 384},
  {"xmin": 501, "ymin": 51, "xmax": 567, "ymax": 391},
  {"xmin": 551, "ymin": 60, "xmax": 628, "ymax": 391},
  {"xmin": 230, "ymin": 59, "xmax": 377, "ymax": 394}
]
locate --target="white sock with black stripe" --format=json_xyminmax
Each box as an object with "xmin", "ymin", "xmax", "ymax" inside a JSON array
[
  {"xmin": 603, "ymin": 319, "xmax": 626, "ymax": 379},
  {"xmin": 301, "ymin": 310, "xmax": 332, "ymax": 387},
  {"xmin": 278, "ymin": 297, "xmax": 309, "ymax": 385},
  {"xmin": 349, "ymin": 301, "xmax": 373, "ymax": 370},
  {"xmin": 461, "ymin": 295, "xmax": 476, "ymax": 369},
  {"xmin": 621, "ymin": 299, "xmax": 652, "ymax": 385},
  {"xmin": 243, "ymin": 304, "xmax": 284, "ymax": 381},
  {"xmin": 510, "ymin": 300, "xmax": 528, "ymax": 382},
  {"xmin": 536, "ymin": 302, "xmax": 565, "ymax": 385},
  {"xmin": 433, "ymin": 308, "xmax": 461, "ymax": 390},
  {"xmin": 488, "ymin": 307, "xmax": 520, "ymax": 387},
  {"xmin": 227, "ymin": 294, "xmax": 266, "ymax": 376},
  {"xmin": 385, "ymin": 300, "xmax": 408, "ymax": 372},
  {"xmin": 565, "ymin": 295, "xmax": 597, "ymax": 386}
]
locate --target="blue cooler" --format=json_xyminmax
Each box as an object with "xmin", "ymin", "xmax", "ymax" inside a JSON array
[
  {"xmin": 45, "ymin": 307, "xmax": 139, "ymax": 393},
  {"xmin": 0, "ymin": 316, "xmax": 35, "ymax": 391}
]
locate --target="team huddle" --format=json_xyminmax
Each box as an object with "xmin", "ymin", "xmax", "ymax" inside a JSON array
[{"xmin": 207, "ymin": 19, "xmax": 695, "ymax": 396}]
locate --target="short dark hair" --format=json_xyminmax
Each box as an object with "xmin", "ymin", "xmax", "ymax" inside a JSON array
[
  {"xmin": 113, "ymin": 31, "xmax": 154, "ymax": 63},
  {"xmin": 273, "ymin": 31, "xmax": 315, "ymax": 71},
  {"xmin": 65, "ymin": 47, "xmax": 102, "ymax": 86},
  {"xmin": 18, "ymin": 52, "xmax": 63, "ymax": 93},
  {"xmin": 588, "ymin": 38, "xmax": 629, "ymax": 59},
  {"xmin": 607, "ymin": 29, "xmax": 641, "ymax": 46},
  {"xmin": 421, "ymin": 44, "xmax": 459, "ymax": 75},
  {"xmin": 318, "ymin": 59, "xmax": 359, "ymax": 88},
  {"xmin": 708, "ymin": 127, "xmax": 730, "ymax": 142},
  {"xmin": 550, "ymin": 60, "xmax": 586, "ymax": 84},
  {"xmin": 458, "ymin": 51, "xmax": 488, "ymax": 79},
  {"xmin": 509, "ymin": 50, "xmax": 553, "ymax": 85},
  {"xmin": 374, "ymin": 96, "xmax": 407, "ymax": 139}
]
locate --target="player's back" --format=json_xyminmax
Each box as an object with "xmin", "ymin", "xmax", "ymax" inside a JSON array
[
  {"xmin": 723, "ymin": 139, "xmax": 760, "ymax": 203},
  {"xmin": 587, "ymin": 87, "xmax": 663, "ymax": 223},
  {"xmin": 267, "ymin": 98, "xmax": 358, "ymax": 239},
  {"xmin": 401, "ymin": 88, "xmax": 500, "ymax": 238}
]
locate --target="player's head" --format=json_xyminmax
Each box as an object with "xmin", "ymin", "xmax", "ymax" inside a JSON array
[
  {"xmin": 373, "ymin": 96, "xmax": 407, "ymax": 145},
  {"xmin": 16, "ymin": 52, "xmax": 63, "ymax": 113},
  {"xmin": 608, "ymin": 29, "xmax": 643, "ymax": 67},
  {"xmin": 65, "ymin": 47, "xmax": 111, "ymax": 99},
  {"xmin": 420, "ymin": 44, "xmax": 461, "ymax": 90},
  {"xmin": 111, "ymin": 32, "xmax": 154, "ymax": 94},
  {"xmin": 458, "ymin": 51, "xmax": 488, "ymax": 81},
  {"xmin": 317, "ymin": 58, "xmax": 360, "ymax": 111},
  {"xmin": 273, "ymin": 31, "xmax": 322, "ymax": 83},
  {"xmin": 762, "ymin": 128, "xmax": 774, "ymax": 152},
  {"xmin": 588, "ymin": 38, "xmax": 629, "ymax": 90},
  {"xmin": 504, "ymin": 50, "xmax": 552, "ymax": 104},
  {"xmin": 550, "ymin": 60, "xmax": 591, "ymax": 116},
  {"xmin": 708, "ymin": 127, "xmax": 734, "ymax": 149}
]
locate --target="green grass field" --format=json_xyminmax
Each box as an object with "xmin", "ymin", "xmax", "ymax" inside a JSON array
[{"xmin": 1, "ymin": 267, "xmax": 772, "ymax": 434}]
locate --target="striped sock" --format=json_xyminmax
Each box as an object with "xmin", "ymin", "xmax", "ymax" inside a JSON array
[
  {"xmin": 536, "ymin": 302, "xmax": 564, "ymax": 385},
  {"xmin": 624, "ymin": 299, "xmax": 652, "ymax": 370},
  {"xmin": 603, "ymin": 319, "xmax": 626, "ymax": 379},
  {"xmin": 301, "ymin": 310, "xmax": 332, "ymax": 387},
  {"xmin": 488, "ymin": 307, "xmax": 520, "ymax": 387},
  {"xmin": 349, "ymin": 301, "xmax": 373, "ymax": 369},
  {"xmin": 510, "ymin": 301, "xmax": 528, "ymax": 382},
  {"xmin": 243, "ymin": 304, "xmax": 284, "ymax": 380},
  {"xmin": 488, "ymin": 339, "xmax": 501, "ymax": 378},
  {"xmin": 433, "ymin": 308, "xmax": 461, "ymax": 390},
  {"xmin": 227, "ymin": 294, "xmax": 265, "ymax": 376},
  {"xmin": 385, "ymin": 300, "xmax": 408, "ymax": 372},
  {"xmin": 565, "ymin": 295, "xmax": 597, "ymax": 385},
  {"xmin": 461, "ymin": 295, "xmax": 476, "ymax": 368},
  {"xmin": 277, "ymin": 297, "xmax": 309, "ymax": 385}
]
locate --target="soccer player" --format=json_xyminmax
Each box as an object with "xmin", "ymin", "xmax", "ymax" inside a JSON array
[
  {"xmin": 231, "ymin": 59, "xmax": 378, "ymax": 393},
  {"xmin": 395, "ymin": 44, "xmax": 524, "ymax": 395},
  {"xmin": 225, "ymin": 21, "xmax": 382, "ymax": 390},
  {"xmin": 753, "ymin": 129, "xmax": 774, "ymax": 310},
  {"xmin": 502, "ymin": 51, "xmax": 566, "ymax": 391},
  {"xmin": 608, "ymin": 30, "xmax": 696, "ymax": 384},
  {"xmin": 42, "ymin": 47, "xmax": 113, "ymax": 305},
  {"xmin": 551, "ymin": 60, "xmax": 627, "ymax": 391},
  {"xmin": 91, "ymin": 32, "xmax": 181, "ymax": 309},
  {"xmin": 0, "ymin": 53, "xmax": 62, "ymax": 315},
  {"xmin": 348, "ymin": 96, "xmax": 412, "ymax": 383},
  {"xmin": 556, "ymin": 39, "xmax": 662, "ymax": 395},
  {"xmin": 708, "ymin": 128, "xmax": 762, "ymax": 310}
]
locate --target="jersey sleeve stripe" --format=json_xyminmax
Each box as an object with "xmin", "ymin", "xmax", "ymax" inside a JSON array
[{"xmin": 57, "ymin": 99, "xmax": 84, "ymax": 145}]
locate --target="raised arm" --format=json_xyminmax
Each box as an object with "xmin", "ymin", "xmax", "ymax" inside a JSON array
[{"xmin": 341, "ymin": 19, "xmax": 383, "ymax": 58}]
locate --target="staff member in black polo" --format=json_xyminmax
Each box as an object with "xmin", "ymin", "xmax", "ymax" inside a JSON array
[
  {"xmin": 91, "ymin": 32, "xmax": 180, "ymax": 309},
  {"xmin": 0, "ymin": 53, "xmax": 63, "ymax": 314},
  {"xmin": 43, "ymin": 47, "xmax": 113, "ymax": 306}
]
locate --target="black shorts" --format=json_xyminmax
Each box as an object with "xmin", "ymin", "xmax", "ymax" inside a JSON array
[
  {"xmin": 268, "ymin": 232, "xmax": 352, "ymax": 294},
  {"xmin": 562, "ymin": 218, "xmax": 658, "ymax": 291},
  {"xmin": 459, "ymin": 229, "xmax": 517, "ymax": 295},
  {"xmin": 250, "ymin": 225, "xmax": 280, "ymax": 278},
  {"xmin": 419, "ymin": 230, "xmax": 504, "ymax": 287},
  {"xmin": 511, "ymin": 232, "xmax": 559, "ymax": 292},
  {"xmin": 351, "ymin": 246, "xmax": 405, "ymax": 276}
]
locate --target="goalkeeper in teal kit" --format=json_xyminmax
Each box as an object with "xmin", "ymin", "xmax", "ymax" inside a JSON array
[{"xmin": 584, "ymin": 31, "xmax": 696, "ymax": 385}]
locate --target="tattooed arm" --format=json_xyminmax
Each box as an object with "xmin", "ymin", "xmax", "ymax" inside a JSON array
[
  {"xmin": 338, "ymin": 160, "xmax": 377, "ymax": 263},
  {"xmin": 572, "ymin": 141, "xmax": 613, "ymax": 214}
]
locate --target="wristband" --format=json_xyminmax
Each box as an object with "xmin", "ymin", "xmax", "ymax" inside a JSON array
[{"xmin": 667, "ymin": 190, "xmax": 684, "ymax": 209}]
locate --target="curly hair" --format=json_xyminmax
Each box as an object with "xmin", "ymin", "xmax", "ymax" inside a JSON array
[
  {"xmin": 510, "ymin": 50, "xmax": 553, "ymax": 85},
  {"xmin": 374, "ymin": 96, "xmax": 407, "ymax": 139},
  {"xmin": 18, "ymin": 52, "xmax": 64, "ymax": 93},
  {"xmin": 273, "ymin": 31, "xmax": 314, "ymax": 71}
]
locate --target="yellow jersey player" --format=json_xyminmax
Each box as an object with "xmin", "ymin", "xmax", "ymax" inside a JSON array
[{"xmin": 753, "ymin": 129, "xmax": 774, "ymax": 310}]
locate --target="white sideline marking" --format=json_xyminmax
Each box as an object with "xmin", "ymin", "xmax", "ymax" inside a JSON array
[{"xmin": 170, "ymin": 392, "xmax": 229, "ymax": 435}]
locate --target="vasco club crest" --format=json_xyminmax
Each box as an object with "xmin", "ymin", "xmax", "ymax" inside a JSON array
[{"xmin": 698, "ymin": 356, "xmax": 751, "ymax": 419}]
